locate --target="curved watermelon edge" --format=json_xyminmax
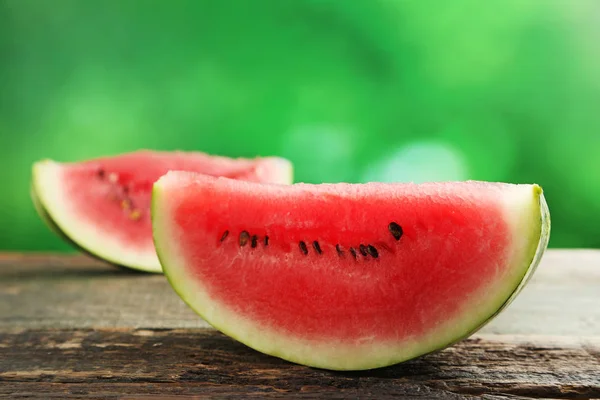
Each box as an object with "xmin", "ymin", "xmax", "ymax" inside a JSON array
[
  {"xmin": 30, "ymin": 183, "xmax": 145, "ymax": 272},
  {"xmin": 31, "ymin": 154, "xmax": 294, "ymax": 274},
  {"xmin": 474, "ymin": 187, "xmax": 550, "ymax": 331},
  {"xmin": 425, "ymin": 185, "xmax": 550, "ymax": 357},
  {"xmin": 31, "ymin": 160, "xmax": 164, "ymax": 273},
  {"xmin": 153, "ymin": 181, "xmax": 550, "ymax": 371},
  {"xmin": 31, "ymin": 183, "xmax": 70, "ymax": 243}
]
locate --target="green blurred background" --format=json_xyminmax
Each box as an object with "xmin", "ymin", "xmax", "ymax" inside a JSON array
[{"xmin": 1, "ymin": 0, "xmax": 599, "ymax": 251}]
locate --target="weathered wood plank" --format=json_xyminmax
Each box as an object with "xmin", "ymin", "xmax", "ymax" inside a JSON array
[
  {"xmin": 1, "ymin": 250, "xmax": 599, "ymax": 335},
  {"xmin": 1, "ymin": 251, "xmax": 599, "ymax": 398},
  {"xmin": 0, "ymin": 329, "xmax": 598, "ymax": 399}
]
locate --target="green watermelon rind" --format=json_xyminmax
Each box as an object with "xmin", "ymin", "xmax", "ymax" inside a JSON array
[
  {"xmin": 31, "ymin": 160, "xmax": 164, "ymax": 273},
  {"xmin": 31, "ymin": 183, "xmax": 70, "ymax": 243},
  {"xmin": 31, "ymin": 155, "xmax": 295, "ymax": 274},
  {"xmin": 153, "ymin": 182, "xmax": 550, "ymax": 371},
  {"xmin": 427, "ymin": 186, "xmax": 550, "ymax": 355},
  {"xmin": 30, "ymin": 183, "xmax": 147, "ymax": 272}
]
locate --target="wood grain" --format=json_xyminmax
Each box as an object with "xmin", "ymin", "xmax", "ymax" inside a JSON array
[
  {"xmin": 1, "ymin": 328, "xmax": 599, "ymax": 399},
  {"xmin": 1, "ymin": 250, "xmax": 599, "ymax": 398},
  {"xmin": 1, "ymin": 250, "xmax": 599, "ymax": 335}
]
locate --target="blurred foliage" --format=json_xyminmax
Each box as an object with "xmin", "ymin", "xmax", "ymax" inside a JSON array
[{"xmin": 1, "ymin": 0, "xmax": 600, "ymax": 250}]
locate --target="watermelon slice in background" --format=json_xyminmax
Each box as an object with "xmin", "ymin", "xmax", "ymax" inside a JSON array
[
  {"xmin": 152, "ymin": 172, "xmax": 550, "ymax": 371},
  {"xmin": 31, "ymin": 150, "xmax": 294, "ymax": 273}
]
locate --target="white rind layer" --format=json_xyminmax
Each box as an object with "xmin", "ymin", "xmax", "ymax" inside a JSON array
[
  {"xmin": 33, "ymin": 160, "xmax": 162, "ymax": 272},
  {"xmin": 32, "ymin": 156, "xmax": 294, "ymax": 273},
  {"xmin": 153, "ymin": 176, "xmax": 550, "ymax": 371}
]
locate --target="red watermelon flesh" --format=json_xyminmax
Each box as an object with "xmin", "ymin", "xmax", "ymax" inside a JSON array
[
  {"xmin": 153, "ymin": 172, "xmax": 550, "ymax": 370},
  {"xmin": 32, "ymin": 150, "xmax": 293, "ymax": 273}
]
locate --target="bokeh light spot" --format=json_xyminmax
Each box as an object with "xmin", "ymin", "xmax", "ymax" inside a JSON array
[{"xmin": 360, "ymin": 140, "xmax": 469, "ymax": 183}]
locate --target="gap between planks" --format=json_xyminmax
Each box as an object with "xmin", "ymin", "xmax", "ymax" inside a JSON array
[{"xmin": 0, "ymin": 328, "xmax": 599, "ymax": 399}]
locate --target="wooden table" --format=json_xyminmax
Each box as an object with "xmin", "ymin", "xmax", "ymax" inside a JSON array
[{"xmin": 1, "ymin": 250, "xmax": 599, "ymax": 399}]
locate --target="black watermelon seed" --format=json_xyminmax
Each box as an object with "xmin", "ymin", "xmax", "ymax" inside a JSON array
[
  {"xmin": 97, "ymin": 169, "xmax": 105, "ymax": 178},
  {"xmin": 359, "ymin": 244, "xmax": 368, "ymax": 257},
  {"xmin": 312, "ymin": 241, "xmax": 322, "ymax": 255},
  {"xmin": 335, "ymin": 244, "xmax": 344, "ymax": 257},
  {"xmin": 220, "ymin": 230, "xmax": 229, "ymax": 242},
  {"xmin": 264, "ymin": 236, "xmax": 269, "ymax": 246},
  {"xmin": 367, "ymin": 245, "xmax": 379, "ymax": 258},
  {"xmin": 388, "ymin": 222, "xmax": 403, "ymax": 241},
  {"xmin": 239, "ymin": 231, "xmax": 250, "ymax": 247},
  {"xmin": 349, "ymin": 247, "xmax": 357, "ymax": 260},
  {"xmin": 299, "ymin": 241, "xmax": 308, "ymax": 255},
  {"xmin": 251, "ymin": 235, "xmax": 258, "ymax": 248}
]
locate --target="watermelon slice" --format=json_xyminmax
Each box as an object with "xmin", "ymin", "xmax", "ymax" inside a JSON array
[
  {"xmin": 152, "ymin": 172, "xmax": 550, "ymax": 371},
  {"xmin": 31, "ymin": 150, "xmax": 293, "ymax": 273}
]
